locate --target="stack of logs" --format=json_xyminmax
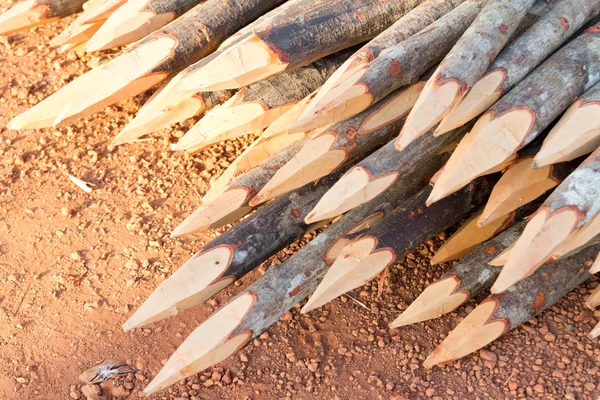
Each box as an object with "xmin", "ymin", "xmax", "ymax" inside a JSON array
[{"xmin": 2, "ymin": 0, "xmax": 600, "ymax": 394}]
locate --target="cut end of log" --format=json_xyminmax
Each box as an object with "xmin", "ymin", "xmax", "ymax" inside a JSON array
[
  {"xmin": 396, "ymin": 76, "xmax": 463, "ymax": 151},
  {"xmin": 389, "ymin": 276, "xmax": 469, "ymax": 328},
  {"xmin": 589, "ymin": 320, "xmax": 600, "ymax": 339},
  {"xmin": 143, "ymin": 293, "xmax": 255, "ymax": 395},
  {"xmin": 434, "ymin": 69, "xmax": 505, "ymax": 137},
  {"xmin": 427, "ymin": 109, "xmax": 533, "ymax": 206},
  {"xmin": 533, "ymin": 99, "xmax": 600, "ymax": 167},
  {"xmin": 0, "ymin": 0, "xmax": 55, "ymax": 36},
  {"xmin": 304, "ymin": 167, "xmax": 398, "ymax": 224},
  {"xmin": 123, "ymin": 247, "xmax": 237, "ymax": 330},
  {"xmin": 179, "ymin": 33, "xmax": 288, "ymax": 92},
  {"xmin": 423, "ymin": 299, "xmax": 507, "ymax": 369},
  {"xmin": 171, "ymin": 187, "xmax": 253, "ymax": 237},
  {"xmin": 478, "ymin": 157, "xmax": 558, "ymax": 226},
  {"xmin": 491, "ymin": 209, "xmax": 579, "ymax": 293}
]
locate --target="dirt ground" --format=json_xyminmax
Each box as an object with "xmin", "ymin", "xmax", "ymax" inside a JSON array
[{"xmin": 0, "ymin": 13, "xmax": 599, "ymax": 400}]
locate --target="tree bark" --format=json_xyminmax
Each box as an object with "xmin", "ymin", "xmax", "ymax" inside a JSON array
[{"xmin": 44, "ymin": 0, "xmax": 86, "ymax": 18}]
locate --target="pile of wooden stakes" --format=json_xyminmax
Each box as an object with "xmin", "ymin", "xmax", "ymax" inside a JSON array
[{"xmin": 3, "ymin": 0, "xmax": 600, "ymax": 394}]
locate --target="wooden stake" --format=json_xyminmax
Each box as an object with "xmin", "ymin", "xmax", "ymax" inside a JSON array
[
  {"xmin": 304, "ymin": 123, "xmax": 471, "ymax": 224},
  {"xmin": 391, "ymin": 222, "xmax": 525, "ymax": 328},
  {"xmin": 170, "ymin": 137, "xmax": 309, "ymax": 237},
  {"xmin": 290, "ymin": 0, "xmax": 483, "ymax": 134},
  {"xmin": 534, "ymin": 81, "xmax": 600, "ymax": 167},
  {"xmin": 77, "ymin": 0, "xmax": 126, "ymax": 24},
  {"xmin": 396, "ymin": 0, "xmax": 538, "ymax": 149},
  {"xmin": 174, "ymin": 0, "xmax": 426, "ymax": 92},
  {"xmin": 49, "ymin": 16, "xmax": 103, "ymax": 48},
  {"xmin": 124, "ymin": 167, "xmax": 347, "ymax": 332},
  {"xmin": 250, "ymin": 81, "xmax": 426, "ymax": 206},
  {"xmin": 426, "ymin": 24, "xmax": 600, "ymax": 205},
  {"xmin": 591, "ymin": 252, "xmax": 600, "ymax": 274},
  {"xmin": 423, "ymin": 244, "xmax": 597, "ymax": 368},
  {"xmin": 7, "ymin": 0, "xmax": 285, "ymax": 130},
  {"xmin": 172, "ymin": 49, "xmax": 355, "ymax": 153},
  {"xmin": 142, "ymin": 149, "xmax": 451, "ymax": 395},
  {"xmin": 0, "ymin": 0, "xmax": 86, "ymax": 35},
  {"xmin": 301, "ymin": 176, "xmax": 494, "ymax": 313},
  {"xmin": 491, "ymin": 148, "xmax": 600, "ymax": 293},
  {"xmin": 85, "ymin": 0, "xmax": 203, "ymax": 51},
  {"xmin": 590, "ymin": 320, "xmax": 600, "ymax": 339},
  {"xmin": 435, "ymin": 0, "xmax": 600, "ymax": 135},
  {"xmin": 586, "ymin": 284, "xmax": 600, "ymax": 309},
  {"xmin": 479, "ymin": 144, "xmax": 579, "ymax": 226}
]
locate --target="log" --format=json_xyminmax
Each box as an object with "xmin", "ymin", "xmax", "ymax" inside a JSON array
[
  {"xmin": 170, "ymin": 136, "xmax": 310, "ymax": 237},
  {"xmin": 7, "ymin": 0, "xmax": 285, "ymax": 130},
  {"xmin": 586, "ymin": 284, "xmax": 600, "ymax": 309},
  {"xmin": 85, "ymin": 0, "xmax": 203, "ymax": 51},
  {"xmin": 479, "ymin": 142, "xmax": 579, "ymax": 226},
  {"xmin": 426, "ymin": 23, "xmax": 600, "ymax": 205},
  {"xmin": 249, "ymin": 80, "xmax": 426, "ymax": 206},
  {"xmin": 301, "ymin": 176, "xmax": 495, "ymax": 313},
  {"xmin": 289, "ymin": 0, "xmax": 470, "ymax": 133},
  {"xmin": 171, "ymin": 48, "xmax": 356, "ymax": 154},
  {"xmin": 430, "ymin": 198, "xmax": 541, "ymax": 265},
  {"xmin": 391, "ymin": 222, "xmax": 526, "ymax": 328},
  {"xmin": 304, "ymin": 123, "xmax": 471, "ymax": 224},
  {"xmin": 124, "ymin": 166, "xmax": 348, "ymax": 332},
  {"xmin": 492, "ymin": 148, "xmax": 600, "ymax": 293},
  {"xmin": 174, "ymin": 0, "xmax": 427, "ymax": 92},
  {"xmin": 141, "ymin": 149, "xmax": 444, "ymax": 395},
  {"xmin": 534, "ymin": 81, "xmax": 600, "ymax": 167},
  {"xmin": 435, "ymin": 0, "xmax": 600, "ymax": 135},
  {"xmin": 0, "ymin": 0, "xmax": 86, "ymax": 35},
  {"xmin": 423, "ymin": 244, "xmax": 598, "ymax": 368},
  {"xmin": 77, "ymin": 0, "xmax": 126, "ymax": 24},
  {"xmin": 396, "ymin": 0, "xmax": 538, "ymax": 149}
]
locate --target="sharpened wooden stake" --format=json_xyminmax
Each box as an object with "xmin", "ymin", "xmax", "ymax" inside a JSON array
[
  {"xmin": 534, "ymin": 81, "xmax": 600, "ymax": 166},
  {"xmin": 435, "ymin": 0, "xmax": 600, "ymax": 135},
  {"xmin": 289, "ymin": 0, "xmax": 474, "ymax": 133},
  {"xmin": 492, "ymin": 148, "xmax": 600, "ymax": 293},
  {"xmin": 174, "ymin": 0, "xmax": 426, "ymax": 92},
  {"xmin": 424, "ymin": 244, "xmax": 597, "ymax": 368},
  {"xmin": 586, "ymin": 284, "xmax": 600, "ymax": 309},
  {"xmin": 0, "ymin": 0, "xmax": 86, "ymax": 35},
  {"xmin": 591, "ymin": 252, "xmax": 600, "ymax": 274},
  {"xmin": 172, "ymin": 49, "xmax": 355, "ymax": 153},
  {"xmin": 141, "ymin": 145, "xmax": 452, "ymax": 394},
  {"xmin": 590, "ymin": 320, "xmax": 600, "ymax": 339},
  {"xmin": 304, "ymin": 123, "xmax": 471, "ymax": 224},
  {"xmin": 396, "ymin": 0, "xmax": 538, "ymax": 149},
  {"xmin": 426, "ymin": 24, "xmax": 600, "ymax": 205},
  {"xmin": 85, "ymin": 0, "xmax": 203, "ymax": 51},
  {"xmin": 302, "ymin": 176, "xmax": 494, "ymax": 313},
  {"xmin": 125, "ymin": 167, "xmax": 347, "ymax": 331},
  {"xmin": 7, "ymin": 0, "xmax": 286, "ymax": 130},
  {"xmin": 49, "ymin": 17, "xmax": 103, "ymax": 48},
  {"xmin": 77, "ymin": 0, "xmax": 126, "ymax": 24},
  {"xmin": 479, "ymin": 144, "xmax": 578, "ymax": 226},
  {"xmin": 250, "ymin": 81, "xmax": 426, "ymax": 205},
  {"xmin": 391, "ymin": 222, "xmax": 525, "ymax": 328}
]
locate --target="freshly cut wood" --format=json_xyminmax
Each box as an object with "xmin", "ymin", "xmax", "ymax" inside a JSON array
[
  {"xmin": 86, "ymin": 0, "xmax": 203, "ymax": 51},
  {"xmin": 250, "ymin": 81, "xmax": 426, "ymax": 206},
  {"xmin": 430, "ymin": 199, "xmax": 540, "ymax": 265},
  {"xmin": 77, "ymin": 0, "xmax": 125, "ymax": 24},
  {"xmin": 479, "ymin": 144, "xmax": 579, "ymax": 226},
  {"xmin": 391, "ymin": 222, "xmax": 525, "ymax": 328},
  {"xmin": 174, "ymin": 0, "xmax": 427, "ymax": 92},
  {"xmin": 423, "ymin": 244, "xmax": 598, "ymax": 368},
  {"xmin": 49, "ymin": 15, "xmax": 103, "ymax": 48},
  {"xmin": 491, "ymin": 148, "xmax": 600, "ymax": 293},
  {"xmin": 396, "ymin": 0, "xmax": 538, "ymax": 149},
  {"xmin": 301, "ymin": 176, "xmax": 494, "ymax": 313},
  {"xmin": 199, "ymin": 93, "xmax": 318, "ymax": 203},
  {"xmin": 7, "ymin": 0, "xmax": 285, "ymax": 130},
  {"xmin": 171, "ymin": 49, "xmax": 355, "ymax": 154},
  {"xmin": 534, "ymin": 81, "xmax": 600, "ymax": 166},
  {"xmin": 591, "ymin": 252, "xmax": 600, "ymax": 274},
  {"xmin": 304, "ymin": 123, "xmax": 471, "ymax": 224},
  {"xmin": 435, "ymin": 0, "xmax": 600, "ymax": 135},
  {"xmin": 586, "ymin": 284, "xmax": 600, "ymax": 309},
  {"xmin": 289, "ymin": 0, "xmax": 471, "ymax": 133},
  {"xmin": 170, "ymin": 137, "xmax": 309, "ymax": 237},
  {"xmin": 426, "ymin": 24, "xmax": 600, "ymax": 205},
  {"xmin": 124, "ymin": 167, "xmax": 346, "ymax": 331},
  {"xmin": 142, "ymin": 151, "xmax": 449, "ymax": 395},
  {"xmin": 0, "ymin": 0, "xmax": 86, "ymax": 35},
  {"xmin": 590, "ymin": 320, "xmax": 600, "ymax": 339}
]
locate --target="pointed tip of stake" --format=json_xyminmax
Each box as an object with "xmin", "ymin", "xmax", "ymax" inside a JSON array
[
  {"xmin": 144, "ymin": 293, "xmax": 255, "ymax": 395},
  {"xmin": 0, "ymin": 0, "xmax": 53, "ymax": 36},
  {"xmin": 590, "ymin": 321, "xmax": 600, "ymax": 339}
]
